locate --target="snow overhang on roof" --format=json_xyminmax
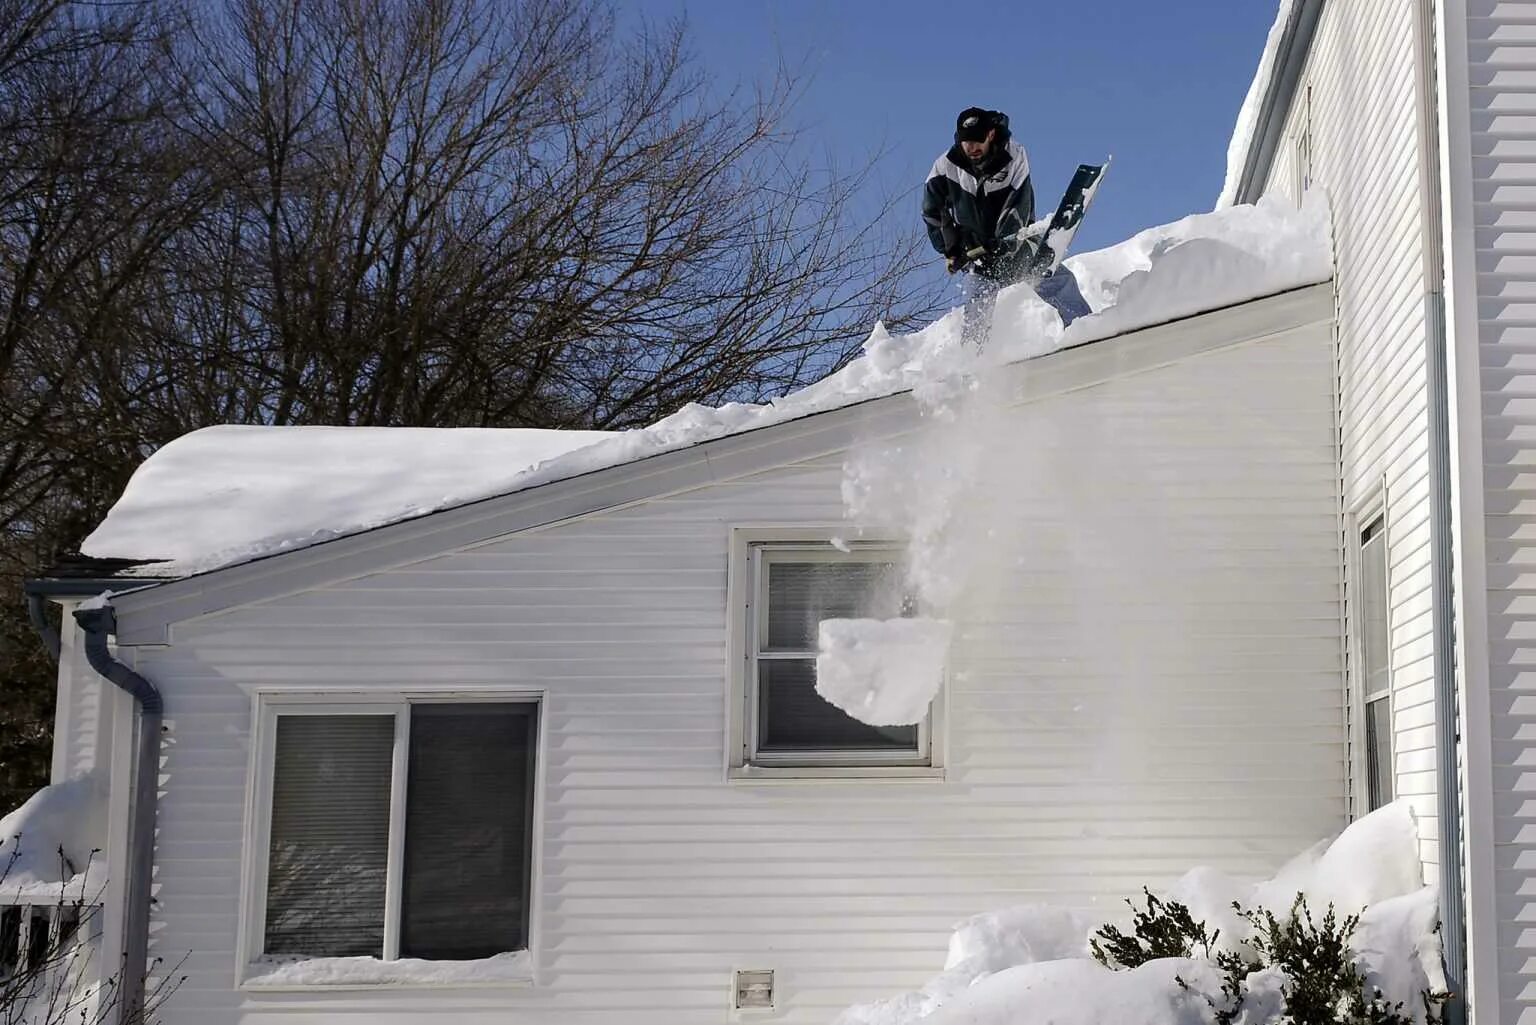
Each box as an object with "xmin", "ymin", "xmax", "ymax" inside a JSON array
[
  {"xmin": 71, "ymin": 194, "xmax": 1334, "ymax": 591},
  {"xmin": 1218, "ymin": 0, "xmax": 1325, "ymax": 209}
]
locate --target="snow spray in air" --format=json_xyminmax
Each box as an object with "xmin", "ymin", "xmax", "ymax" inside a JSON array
[{"xmin": 821, "ymin": 278, "xmax": 1194, "ymax": 790}]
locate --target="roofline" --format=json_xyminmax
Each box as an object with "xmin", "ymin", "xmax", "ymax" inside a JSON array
[
  {"xmin": 103, "ymin": 282, "xmax": 1335, "ymax": 645},
  {"xmin": 1232, "ymin": 0, "xmax": 1325, "ymax": 206},
  {"xmin": 23, "ymin": 578, "xmax": 171, "ymax": 598}
]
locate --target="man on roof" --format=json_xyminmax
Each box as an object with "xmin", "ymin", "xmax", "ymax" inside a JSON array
[{"xmin": 922, "ymin": 107, "xmax": 1035, "ymax": 282}]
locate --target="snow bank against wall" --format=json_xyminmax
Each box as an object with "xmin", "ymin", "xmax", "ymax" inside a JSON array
[
  {"xmin": 80, "ymin": 196, "xmax": 1331, "ymax": 581},
  {"xmin": 835, "ymin": 802, "xmax": 1441, "ymax": 1025},
  {"xmin": 0, "ymin": 775, "xmax": 105, "ymax": 900}
]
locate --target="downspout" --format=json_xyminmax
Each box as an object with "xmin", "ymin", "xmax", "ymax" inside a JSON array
[
  {"xmin": 1413, "ymin": 0, "xmax": 1468, "ymax": 1019},
  {"xmin": 73, "ymin": 604, "xmax": 161, "ymax": 1025},
  {"xmin": 25, "ymin": 591, "xmax": 60, "ymax": 661}
]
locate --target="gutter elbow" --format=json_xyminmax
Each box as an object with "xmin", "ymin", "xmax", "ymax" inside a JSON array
[{"xmin": 73, "ymin": 604, "xmax": 163, "ymax": 716}]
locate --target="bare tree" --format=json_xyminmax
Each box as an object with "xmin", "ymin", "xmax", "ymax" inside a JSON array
[
  {"xmin": 0, "ymin": 0, "xmax": 208, "ymax": 809},
  {"xmin": 0, "ymin": 0, "xmax": 945, "ymax": 809},
  {"xmin": 174, "ymin": 0, "xmax": 939, "ymax": 429}
]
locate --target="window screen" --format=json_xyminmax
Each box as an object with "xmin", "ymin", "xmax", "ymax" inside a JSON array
[
  {"xmin": 754, "ymin": 553, "xmax": 922, "ymax": 759},
  {"xmin": 400, "ymin": 704, "xmax": 536, "ymax": 960},
  {"xmin": 264, "ymin": 715, "xmax": 394, "ymax": 957}
]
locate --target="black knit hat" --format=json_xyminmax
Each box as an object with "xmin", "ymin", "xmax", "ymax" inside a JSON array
[{"xmin": 955, "ymin": 107, "xmax": 994, "ymax": 143}]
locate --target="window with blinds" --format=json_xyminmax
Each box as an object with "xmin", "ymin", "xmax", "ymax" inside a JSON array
[
  {"xmin": 747, "ymin": 544, "xmax": 929, "ymax": 766},
  {"xmin": 262, "ymin": 702, "xmax": 538, "ymax": 963}
]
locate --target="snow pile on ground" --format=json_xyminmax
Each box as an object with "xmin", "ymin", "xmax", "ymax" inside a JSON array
[
  {"xmin": 1217, "ymin": 0, "xmax": 1297, "ymax": 209},
  {"xmin": 244, "ymin": 950, "xmax": 530, "ymax": 987},
  {"xmin": 0, "ymin": 775, "xmax": 105, "ymax": 899},
  {"xmin": 833, "ymin": 802, "xmax": 1442, "ymax": 1025},
  {"xmin": 815, "ymin": 618, "xmax": 953, "ymax": 726},
  {"xmin": 81, "ymin": 196, "xmax": 1331, "ymax": 580}
]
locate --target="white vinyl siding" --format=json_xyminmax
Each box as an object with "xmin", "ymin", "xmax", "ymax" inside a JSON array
[
  {"xmin": 1259, "ymin": 0, "xmax": 1439, "ymax": 866},
  {"xmin": 124, "ymin": 316, "xmax": 1343, "ymax": 1025},
  {"xmin": 1443, "ymin": 0, "xmax": 1536, "ymax": 1019}
]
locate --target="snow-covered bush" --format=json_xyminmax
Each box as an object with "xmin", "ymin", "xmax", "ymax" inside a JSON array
[
  {"xmin": 1089, "ymin": 889, "xmax": 1446, "ymax": 1025},
  {"xmin": 1090, "ymin": 888, "xmax": 1219, "ymax": 969},
  {"xmin": 834, "ymin": 804, "xmax": 1445, "ymax": 1025}
]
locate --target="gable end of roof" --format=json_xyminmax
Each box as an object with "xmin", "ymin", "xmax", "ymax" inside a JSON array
[{"xmin": 1233, "ymin": 0, "xmax": 1325, "ymax": 206}]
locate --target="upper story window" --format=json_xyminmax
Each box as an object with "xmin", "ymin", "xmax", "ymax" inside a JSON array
[
  {"xmin": 251, "ymin": 699, "xmax": 538, "ymax": 976},
  {"xmin": 728, "ymin": 530, "xmax": 942, "ymax": 776},
  {"xmin": 1292, "ymin": 84, "xmax": 1314, "ymax": 201},
  {"xmin": 1358, "ymin": 515, "xmax": 1393, "ymax": 811}
]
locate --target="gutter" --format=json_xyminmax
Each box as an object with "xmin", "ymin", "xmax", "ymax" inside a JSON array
[
  {"xmin": 22, "ymin": 578, "xmax": 162, "ymax": 663},
  {"xmin": 72, "ymin": 603, "xmax": 161, "ymax": 1025},
  {"xmin": 1233, "ymin": 0, "xmax": 1325, "ymax": 206},
  {"xmin": 1414, "ymin": 0, "xmax": 1467, "ymax": 1020}
]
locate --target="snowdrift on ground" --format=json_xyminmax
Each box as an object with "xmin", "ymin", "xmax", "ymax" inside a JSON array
[
  {"xmin": 81, "ymin": 195, "xmax": 1332, "ymax": 579},
  {"xmin": 834, "ymin": 801, "xmax": 1442, "ymax": 1025}
]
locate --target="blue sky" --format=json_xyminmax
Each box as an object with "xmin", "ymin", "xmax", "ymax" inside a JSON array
[{"xmin": 617, "ymin": 0, "xmax": 1276, "ymax": 260}]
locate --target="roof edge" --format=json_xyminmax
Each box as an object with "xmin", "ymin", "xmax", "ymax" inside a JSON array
[
  {"xmin": 1233, "ymin": 0, "xmax": 1325, "ymax": 206},
  {"xmin": 102, "ymin": 281, "xmax": 1335, "ymax": 645}
]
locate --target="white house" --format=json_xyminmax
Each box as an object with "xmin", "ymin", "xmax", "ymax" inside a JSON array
[
  {"xmin": 12, "ymin": 220, "xmax": 1348, "ymax": 1023},
  {"xmin": 19, "ymin": 0, "xmax": 1536, "ymax": 1021}
]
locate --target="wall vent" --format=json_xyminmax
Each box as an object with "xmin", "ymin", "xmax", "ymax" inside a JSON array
[{"xmin": 733, "ymin": 968, "xmax": 775, "ymax": 1011}]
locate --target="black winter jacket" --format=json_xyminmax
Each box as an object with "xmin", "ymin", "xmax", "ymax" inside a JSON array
[{"xmin": 921, "ymin": 128, "xmax": 1035, "ymax": 266}]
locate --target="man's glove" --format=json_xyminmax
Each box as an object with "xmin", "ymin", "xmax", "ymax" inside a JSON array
[{"xmin": 945, "ymin": 242, "xmax": 969, "ymax": 274}]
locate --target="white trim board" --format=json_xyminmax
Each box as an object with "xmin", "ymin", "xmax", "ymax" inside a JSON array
[{"xmin": 108, "ymin": 282, "xmax": 1335, "ymax": 646}]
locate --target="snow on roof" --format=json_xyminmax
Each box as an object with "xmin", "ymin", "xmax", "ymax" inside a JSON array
[
  {"xmin": 1216, "ymin": 0, "xmax": 1296, "ymax": 209},
  {"xmin": 80, "ymin": 195, "xmax": 1332, "ymax": 580},
  {"xmin": 80, "ymin": 428, "xmax": 614, "ymax": 576}
]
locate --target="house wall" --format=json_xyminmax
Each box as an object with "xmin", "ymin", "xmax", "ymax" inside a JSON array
[
  {"xmin": 1259, "ymin": 0, "xmax": 1441, "ymax": 865},
  {"xmin": 1437, "ymin": 0, "xmax": 1536, "ymax": 1020},
  {"xmin": 50, "ymin": 609, "xmax": 118, "ymax": 784},
  {"xmin": 122, "ymin": 321, "xmax": 1346, "ymax": 1025}
]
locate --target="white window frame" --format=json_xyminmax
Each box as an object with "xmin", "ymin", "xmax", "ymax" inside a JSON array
[
  {"xmin": 725, "ymin": 526, "xmax": 946, "ymax": 781},
  {"xmin": 1346, "ymin": 499, "xmax": 1394, "ymax": 817},
  {"xmin": 237, "ymin": 690, "xmax": 544, "ymax": 987}
]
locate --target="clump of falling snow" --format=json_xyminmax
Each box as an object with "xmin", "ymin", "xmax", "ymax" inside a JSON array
[{"xmin": 815, "ymin": 618, "xmax": 953, "ymax": 726}]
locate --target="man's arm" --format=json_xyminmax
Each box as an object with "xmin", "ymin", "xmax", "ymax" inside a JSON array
[{"xmin": 921, "ymin": 173, "xmax": 954, "ymax": 255}]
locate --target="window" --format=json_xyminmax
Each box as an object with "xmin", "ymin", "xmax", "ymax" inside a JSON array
[
  {"xmin": 1358, "ymin": 516, "xmax": 1392, "ymax": 811},
  {"xmin": 729, "ymin": 531, "xmax": 940, "ymax": 773},
  {"xmin": 1292, "ymin": 84, "xmax": 1314, "ymax": 202},
  {"xmin": 254, "ymin": 700, "xmax": 538, "ymax": 967}
]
